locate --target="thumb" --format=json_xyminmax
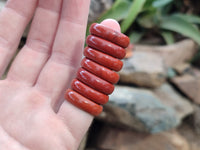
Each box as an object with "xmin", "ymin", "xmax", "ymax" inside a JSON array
[{"xmin": 57, "ymin": 18, "xmax": 121, "ymax": 145}]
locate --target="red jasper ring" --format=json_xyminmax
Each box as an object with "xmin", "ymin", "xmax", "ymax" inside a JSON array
[
  {"xmin": 90, "ymin": 23, "xmax": 129, "ymax": 48},
  {"xmin": 86, "ymin": 35, "xmax": 126, "ymax": 59},
  {"xmin": 81, "ymin": 58, "xmax": 120, "ymax": 84},
  {"xmin": 71, "ymin": 79, "xmax": 109, "ymax": 105},
  {"xmin": 84, "ymin": 47, "xmax": 123, "ymax": 72},
  {"xmin": 65, "ymin": 89, "xmax": 103, "ymax": 116},
  {"xmin": 65, "ymin": 23, "xmax": 130, "ymax": 116}
]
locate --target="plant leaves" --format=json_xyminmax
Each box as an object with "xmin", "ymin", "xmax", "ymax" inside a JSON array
[
  {"xmin": 121, "ymin": 0, "xmax": 146, "ymax": 33},
  {"xmin": 129, "ymin": 31, "xmax": 144, "ymax": 43},
  {"xmin": 161, "ymin": 31, "xmax": 175, "ymax": 45},
  {"xmin": 96, "ymin": 0, "xmax": 131, "ymax": 23},
  {"xmin": 143, "ymin": 0, "xmax": 154, "ymax": 9},
  {"xmin": 85, "ymin": 0, "xmax": 131, "ymax": 42},
  {"xmin": 153, "ymin": 0, "xmax": 173, "ymax": 8},
  {"xmin": 138, "ymin": 13, "xmax": 156, "ymax": 28},
  {"xmin": 160, "ymin": 16, "xmax": 200, "ymax": 45},
  {"xmin": 173, "ymin": 13, "xmax": 200, "ymax": 24}
]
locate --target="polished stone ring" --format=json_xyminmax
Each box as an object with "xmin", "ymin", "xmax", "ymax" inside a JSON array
[{"xmin": 65, "ymin": 23, "xmax": 130, "ymax": 116}]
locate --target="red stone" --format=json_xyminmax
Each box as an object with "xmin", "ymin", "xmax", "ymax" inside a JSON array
[
  {"xmin": 71, "ymin": 79, "xmax": 109, "ymax": 104},
  {"xmin": 76, "ymin": 68, "xmax": 114, "ymax": 95},
  {"xmin": 81, "ymin": 58, "xmax": 120, "ymax": 84},
  {"xmin": 90, "ymin": 23, "xmax": 130, "ymax": 48},
  {"xmin": 86, "ymin": 35, "xmax": 126, "ymax": 59},
  {"xmin": 84, "ymin": 47, "xmax": 123, "ymax": 72},
  {"xmin": 65, "ymin": 22, "xmax": 130, "ymax": 116},
  {"xmin": 65, "ymin": 89, "xmax": 103, "ymax": 116}
]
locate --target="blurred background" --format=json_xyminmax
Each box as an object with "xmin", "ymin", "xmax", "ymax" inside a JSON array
[
  {"xmin": 1, "ymin": 0, "xmax": 200, "ymax": 149},
  {"xmin": 86, "ymin": 0, "xmax": 200, "ymax": 150}
]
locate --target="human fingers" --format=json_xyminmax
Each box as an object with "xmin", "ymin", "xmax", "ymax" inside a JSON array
[
  {"xmin": 0, "ymin": 0, "xmax": 38, "ymax": 77},
  {"xmin": 57, "ymin": 18, "xmax": 122, "ymax": 144},
  {"xmin": 35, "ymin": 0, "xmax": 91, "ymax": 110},
  {"xmin": 6, "ymin": 0, "xmax": 62, "ymax": 85}
]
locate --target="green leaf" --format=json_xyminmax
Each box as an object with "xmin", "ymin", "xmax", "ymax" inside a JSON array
[
  {"xmin": 143, "ymin": 0, "xmax": 154, "ymax": 8},
  {"xmin": 138, "ymin": 13, "xmax": 156, "ymax": 28},
  {"xmin": 96, "ymin": 0, "xmax": 131, "ymax": 23},
  {"xmin": 173, "ymin": 13, "xmax": 200, "ymax": 24},
  {"xmin": 160, "ymin": 16, "xmax": 200, "ymax": 45},
  {"xmin": 121, "ymin": 0, "xmax": 146, "ymax": 33},
  {"xmin": 129, "ymin": 31, "xmax": 144, "ymax": 43},
  {"xmin": 153, "ymin": 0, "xmax": 173, "ymax": 8},
  {"xmin": 161, "ymin": 31, "xmax": 175, "ymax": 45}
]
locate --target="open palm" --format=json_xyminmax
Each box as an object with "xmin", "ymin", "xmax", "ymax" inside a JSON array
[{"xmin": 0, "ymin": 0, "xmax": 120, "ymax": 149}]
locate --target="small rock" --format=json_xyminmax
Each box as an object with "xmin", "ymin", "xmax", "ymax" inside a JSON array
[
  {"xmin": 173, "ymin": 63, "xmax": 191, "ymax": 75},
  {"xmin": 96, "ymin": 126, "xmax": 189, "ymax": 150},
  {"xmin": 191, "ymin": 144, "xmax": 200, "ymax": 150},
  {"xmin": 132, "ymin": 131, "xmax": 189, "ymax": 150},
  {"xmin": 135, "ymin": 39, "xmax": 198, "ymax": 68},
  {"xmin": 178, "ymin": 120, "xmax": 200, "ymax": 149},
  {"xmin": 119, "ymin": 51, "xmax": 166, "ymax": 88},
  {"xmin": 192, "ymin": 105, "xmax": 200, "ymax": 134},
  {"xmin": 171, "ymin": 70, "xmax": 200, "ymax": 104},
  {"xmin": 96, "ymin": 126, "xmax": 148, "ymax": 150},
  {"xmin": 88, "ymin": 0, "xmax": 114, "ymax": 23},
  {"xmin": 153, "ymin": 84, "xmax": 193, "ymax": 121},
  {"xmin": 97, "ymin": 103, "xmax": 147, "ymax": 132},
  {"xmin": 106, "ymin": 86, "xmax": 179, "ymax": 133}
]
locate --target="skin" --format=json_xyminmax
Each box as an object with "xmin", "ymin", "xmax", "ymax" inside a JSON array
[{"xmin": 0, "ymin": 0, "xmax": 121, "ymax": 150}]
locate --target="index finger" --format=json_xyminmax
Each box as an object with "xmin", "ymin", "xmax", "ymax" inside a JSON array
[{"xmin": 0, "ymin": 0, "xmax": 38, "ymax": 77}]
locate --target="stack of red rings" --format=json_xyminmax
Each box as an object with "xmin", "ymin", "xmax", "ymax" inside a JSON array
[{"xmin": 65, "ymin": 23, "xmax": 130, "ymax": 116}]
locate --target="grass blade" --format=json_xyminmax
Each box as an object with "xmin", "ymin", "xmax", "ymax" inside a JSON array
[
  {"xmin": 161, "ymin": 31, "xmax": 175, "ymax": 45},
  {"xmin": 173, "ymin": 13, "xmax": 200, "ymax": 24},
  {"xmin": 160, "ymin": 16, "xmax": 200, "ymax": 45},
  {"xmin": 96, "ymin": 0, "xmax": 131, "ymax": 23},
  {"xmin": 153, "ymin": 0, "xmax": 173, "ymax": 8},
  {"xmin": 121, "ymin": 0, "xmax": 146, "ymax": 33}
]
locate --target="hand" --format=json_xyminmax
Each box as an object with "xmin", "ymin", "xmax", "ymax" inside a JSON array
[{"xmin": 0, "ymin": 0, "xmax": 121, "ymax": 150}]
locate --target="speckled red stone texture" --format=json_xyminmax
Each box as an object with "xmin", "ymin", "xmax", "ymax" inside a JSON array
[{"xmin": 65, "ymin": 23, "xmax": 130, "ymax": 116}]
